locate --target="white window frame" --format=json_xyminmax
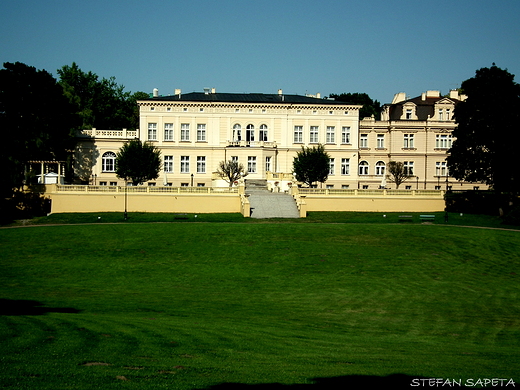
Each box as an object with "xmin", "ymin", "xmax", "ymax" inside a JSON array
[
  {"xmin": 148, "ymin": 123, "xmax": 157, "ymax": 140},
  {"xmin": 164, "ymin": 155, "xmax": 174, "ymax": 173},
  {"xmin": 310, "ymin": 126, "xmax": 319, "ymax": 143},
  {"xmin": 197, "ymin": 156, "xmax": 206, "ymax": 173},
  {"xmin": 377, "ymin": 134, "xmax": 385, "ymax": 149},
  {"xmin": 164, "ymin": 123, "xmax": 174, "ymax": 141},
  {"xmin": 404, "ymin": 161, "xmax": 414, "ymax": 176},
  {"xmin": 180, "ymin": 156, "xmax": 190, "ymax": 173},
  {"xmin": 181, "ymin": 123, "xmax": 190, "ymax": 141},
  {"xmin": 247, "ymin": 156, "xmax": 257, "ymax": 173},
  {"xmin": 294, "ymin": 126, "xmax": 303, "ymax": 143},
  {"xmin": 360, "ymin": 134, "xmax": 368, "ymax": 148},
  {"xmin": 404, "ymin": 133, "xmax": 414, "ymax": 148},
  {"xmin": 341, "ymin": 127, "xmax": 351, "ymax": 144},
  {"xmin": 341, "ymin": 158, "xmax": 350, "ymax": 175},
  {"xmin": 436, "ymin": 134, "xmax": 452, "ymax": 149},
  {"xmin": 265, "ymin": 156, "xmax": 271, "ymax": 172},
  {"xmin": 375, "ymin": 161, "xmax": 386, "ymax": 176},
  {"xmin": 233, "ymin": 124, "xmax": 242, "ymax": 141},
  {"xmin": 102, "ymin": 152, "xmax": 116, "ymax": 172},
  {"xmin": 328, "ymin": 158, "xmax": 335, "ymax": 175},
  {"xmin": 326, "ymin": 126, "xmax": 335, "ymax": 143},
  {"xmin": 197, "ymin": 124, "xmax": 206, "ymax": 142},
  {"xmin": 436, "ymin": 161, "xmax": 448, "ymax": 177},
  {"xmin": 259, "ymin": 124, "xmax": 268, "ymax": 141},
  {"xmin": 359, "ymin": 161, "xmax": 369, "ymax": 175}
]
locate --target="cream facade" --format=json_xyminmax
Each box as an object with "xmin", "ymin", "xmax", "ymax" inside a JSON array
[
  {"xmin": 358, "ymin": 90, "xmax": 483, "ymax": 190},
  {"xmin": 74, "ymin": 88, "xmax": 480, "ymax": 191},
  {"xmin": 76, "ymin": 89, "xmax": 362, "ymax": 189}
]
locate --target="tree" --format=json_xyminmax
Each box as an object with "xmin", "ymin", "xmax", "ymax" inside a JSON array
[
  {"xmin": 447, "ymin": 65, "xmax": 520, "ymax": 201},
  {"xmin": 293, "ymin": 144, "xmax": 330, "ymax": 187},
  {"xmin": 216, "ymin": 160, "xmax": 248, "ymax": 187},
  {"xmin": 58, "ymin": 62, "xmax": 146, "ymax": 130},
  {"xmin": 387, "ymin": 161, "xmax": 411, "ymax": 189},
  {"xmin": 115, "ymin": 140, "xmax": 161, "ymax": 185},
  {"xmin": 328, "ymin": 92, "xmax": 382, "ymax": 120},
  {"xmin": 0, "ymin": 62, "xmax": 80, "ymax": 218}
]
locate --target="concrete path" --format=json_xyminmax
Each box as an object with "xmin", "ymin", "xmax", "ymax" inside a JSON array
[{"xmin": 247, "ymin": 187, "xmax": 300, "ymax": 219}]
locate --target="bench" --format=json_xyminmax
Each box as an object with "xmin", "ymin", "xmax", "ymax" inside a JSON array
[
  {"xmin": 174, "ymin": 213, "xmax": 188, "ymax": 220},
  {"xmin": 420, "ymin": 214, "xmax": 435, "ymax": 222},
  {"xmin": 398, "ymin": 215, "xmax": 413, "ymax": 222}
]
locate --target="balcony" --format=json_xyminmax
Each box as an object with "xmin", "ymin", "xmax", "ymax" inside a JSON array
[{"xmin": 226, "ymin": 140, "xmax": 277, "ymax": 148}]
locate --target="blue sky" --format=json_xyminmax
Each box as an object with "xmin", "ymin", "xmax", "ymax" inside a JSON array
[{"xmin": 1, "ymin": 0, "xmax": 519, "ymax": 104}]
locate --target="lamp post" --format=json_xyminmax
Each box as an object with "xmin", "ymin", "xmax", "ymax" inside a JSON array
[
  {"xmin": 124, "ymin": 181, "xmax": 128, "ymax": 220},
  {"xmin": 191, "ymin": 173, "xmax": 194, "ymax": 187}
]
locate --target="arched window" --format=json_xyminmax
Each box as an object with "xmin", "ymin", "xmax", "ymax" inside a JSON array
[
  {"xmin": 375, "ymin": 161, "xmax": 386, "ymax": 176},
  {"xmin": 259, "ymin": 124, "xmax": 268, "ymax": 141},
  {"xmin": 359, "ymin": 161, "xmax": 369, "ymax": 175},
  {"xmin": 102, "ymin": 152, "xmax": 116, "ymax": 172},
  {"xmin": 246, "ymin": 124, "xmax": 255, "ymax": 142},
  {"xmin": 233, "ymin": 124, "xmax": 242, "ymax": 141}
]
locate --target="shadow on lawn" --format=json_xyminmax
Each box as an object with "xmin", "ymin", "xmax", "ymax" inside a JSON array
[
  {"xmin": 0, "ymin": 299, "xmax": 81, "ymax": 316},
  {"xmin": 198, "ymin": 374, "xmax": 498, "ymax": 389}
]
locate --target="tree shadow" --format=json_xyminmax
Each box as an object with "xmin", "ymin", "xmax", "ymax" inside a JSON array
[
  {"xmin": 196, "ymin": 374, "xmax": 498, "ymax": 389},
  {"xmin": 0, "ymin": 299, "xmax": 81, "ymax": 316}
]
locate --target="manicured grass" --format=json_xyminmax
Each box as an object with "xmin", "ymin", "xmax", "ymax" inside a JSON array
[{"xmin": 1, "ymin": 222, "xmax": 519, "ymax": 389}]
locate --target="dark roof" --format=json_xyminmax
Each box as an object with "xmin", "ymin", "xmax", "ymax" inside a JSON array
[
  {"xmin": 385, "ymin": 94, "xmax": 463, "ymax": 121},
  {"xmin": 141, "ymin": 92, "xmax": 356, "ymax": 106}
]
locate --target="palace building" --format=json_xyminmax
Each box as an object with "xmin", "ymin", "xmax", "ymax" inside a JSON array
[{"xmin": 74, "ymin": 88, "xmax": 480, "ymax": 190}]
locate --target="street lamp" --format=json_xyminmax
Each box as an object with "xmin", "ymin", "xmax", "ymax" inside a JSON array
[
  {"xmin": 124, "ymin": 181, "xmax": 128, "ymax": 220},
  {"xmin": 191, "ymin": 173, "xmax": 194, "ymax": 187}
]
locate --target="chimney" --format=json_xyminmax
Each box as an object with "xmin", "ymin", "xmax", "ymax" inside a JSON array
[
  {"xmin": 421, "ymin": 92, "xmax": 426, "ymax": 101},
  {"xmin": 174, "ymin": 88, "xmax": 181, "ymax": 96},
  {"xmin": 211, "ymin": 88, "xmax": 216, "ymax": 94},
  {"xmin": 153, "ymin": 88, "xmax": 159, "ymax": 97},
  {"xmin": 278, "ymin": 89, "xmax": 283, "ymax": 95},
  {"xmin": 316, "ymin": 92, "xmax": 321, "ymax": 99}
]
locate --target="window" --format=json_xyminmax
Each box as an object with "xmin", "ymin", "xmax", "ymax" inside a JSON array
[
  {"xmin": 265, "ymin": 156, "xmax": 271, "ymax": 172},
  {"xmin": 247, "ymin": 156, "xmax": 257, "ymax": 173},
  {"xmin": 181, "ymin": 124, "xmax": 190, "ymax": 141},
  {"xmin": 377, "ymin": 134, "xmax": 385, "ymax": 149},
  {"xmin": 360, "ymin": 134, "xmax": 368, "ymax": 148},
  {"xmin": 198, "ymin": 183, "xmax": 206, "ymax": 187},
  {"xmin": 246, "ymin": 124, "xmax": 255, "ymax": 142},
  {"xmin": 100, "ymin": 181, "xmax": 107, "ymax": 186},
  {"xmin": 231, "ymin": 156, "xmax": 238, "ymax": 163},
  {"xmin": 406, "ymin": 109, "xmax": 412, "ymax": 119},
  {"xmin": 405, "ymin": 185, "xmax": 412, "ymax": 190},
  {"xmin": 375, "ymin": 161, "xmax": 386, "ymax": 176},
  {"xmin": 341, "ymin": 127, "xmax": 351, "ymax": 144},
  {"xmin": 102, "ymin": 152, "xmax": 116, "ymax": 172},
  {"xmin": 233, "ymin": 124, "xmax": 242, "ymax": 141},
  {"xmin": 436, "ymin": 161, "xmax": 448, "ymax": 176},
  {"xmin": 197, "ymin": 124, "xmax": 206, "ymax": 141},
  {"xmin": 164, "ymin": 156, "xmax": 173, "ymax": 173},
  {"xmin": 438, "ymin": 109, "xmax": 443, "ymax": 121},
  {"xmin": 436, "ymin": 134, "xmax": 452, "ymax": 149},
  {"xmin": 110, "ymin": 182, "xmax": 117, "ymax": 186},
  {"xmin": 362, "ymin": 185, "xmax": 369, "ymax": 189},
  {"xmin": 148, "ymin": 123, "xmax": 157, "ymax": 140},
  {"xmin": 359, "ymin": 161, "xmax": 369, "ymax": 175},
  {"xmin": 180, "ymin": 156, "xmax": 190, "ymax": 173},
  {"xmin": 326, "ymin": 126, "xmax": 335, "ymax": 143},
  {"xmin": 341, "ymin": 158, "xmax": 350, "ymax": 175},
  {"xmin": 294, "ymin": 126, "xmax": 303, "ymax": 143},
  {"xmin": 259, "ymin": 125, "xmax": 268, "ymax": 141},
  {"xmin": 404, "ymin": 161, "xmax": 414, "ymax": 176},
  {"xmin": 197, "ymin": 156, "xmax": 206, "ymax": 173},
  {"xmin": 326, "ymin": 184, "xmax": 334, "ymax": 189},
  {"xmin": 164, "ymin": 123, "xmax": 174, "ymax": 141},
  {"xmin": 310, "ymin": 126, "xmax": 319, "ymax": 143},
  {"xmin": 328, "ymin": 158, "xmax": 335, "ymax": 175},
  {"xmin": 404, "ymin": 133, "xmax": 414, "ymax": 148},
  {"xmin": 446, "ymin": 109, "xmax": 451, "ymax": 120},
  {"xmin": 342, "ymin": 184, "xmax": 350, "ymax": 189}
]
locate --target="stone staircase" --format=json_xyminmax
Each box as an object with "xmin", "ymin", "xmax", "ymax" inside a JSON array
[{"xmin": 245, "ymin": 180, "xmax": 300, "ymax": 219}]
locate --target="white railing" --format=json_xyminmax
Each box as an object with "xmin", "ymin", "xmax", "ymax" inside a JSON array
[
  {"xmin": 54, "ymin": 185, "xmax": 238, "ymax": 194},
  {"xmin": 77, "ymin": 128, "xmax": 138, "ymax": 139},
  {"xmin": 296, "ymin": 188, "xmax": 444, "ymax": 197}
]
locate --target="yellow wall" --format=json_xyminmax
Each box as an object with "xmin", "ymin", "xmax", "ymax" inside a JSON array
[{"xmin": 302, "ymin": 196, "xmax": 444, "ymax": 212}]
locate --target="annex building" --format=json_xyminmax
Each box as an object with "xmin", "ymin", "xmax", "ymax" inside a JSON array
[{"xmin": 74, "ymin": 88, "xmax": 480, "ymax": 191}]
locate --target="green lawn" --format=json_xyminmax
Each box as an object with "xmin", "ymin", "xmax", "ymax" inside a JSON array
[{"xmin": 1, "ymin": 221, "xmax": 519, "ymax": 389}]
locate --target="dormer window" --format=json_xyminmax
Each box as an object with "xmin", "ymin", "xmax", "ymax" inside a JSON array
[{"xmin": 401, "ymin": 102, "xmax": 417, "ymax": 120}]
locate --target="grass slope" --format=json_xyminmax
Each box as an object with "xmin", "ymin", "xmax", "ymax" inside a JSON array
[{"xmin": 1, "ymin": 222, "xmax": 519, "ymax": 389}]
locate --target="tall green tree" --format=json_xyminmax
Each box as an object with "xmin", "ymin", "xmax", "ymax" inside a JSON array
[
  {"xmin": 329, "ymin": 92, "xmax": 382, "ymax": 120},
  {"xmin": 0, "ymin": 62, "xmax": 79, "ymax": 202},
  {"xmin": 115, "ymin": 140, "xmax": 161, "ymax": 185},
  {"xmin": 58, "ymin": 62, "xmax": 144, "ymax": 130},
  {"xmin": 293, "ymin": 144, "xmax": 330, "ymax": 187},
  {"xmin": 447, "ymin": 65, "xmax": 520, "ymax": 201}
]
